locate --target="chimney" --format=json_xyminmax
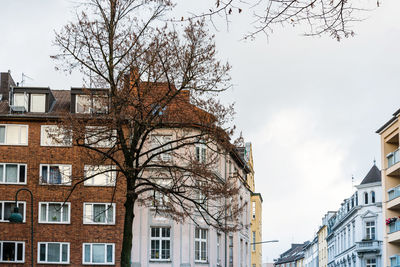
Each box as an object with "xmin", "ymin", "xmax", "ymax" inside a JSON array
[{"xmin": 0, "ymin": 70, "xmax": 16, "ymax": 101}]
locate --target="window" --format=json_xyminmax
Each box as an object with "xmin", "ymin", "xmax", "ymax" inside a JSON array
[
  {"xmin": 0, "ymin": 241, "xmax": 24, "ymax": 263},
  {"xmin": 153, "ymin": 179, "xmax": 171, "ymax": 207},
  {"xmin": 195, "ymin": 228, "xmax": 207, "ymax": 262},
  {"xmin": 196, "ymin": 181, "xmax": 207, "ymax": 210},
  {"xmin": 40, "ymin": 164, "xmax": 71, "ymax": 185},
  {"xmin": 38, "ymin": 242, "xmax": 69, "ymax": 264},
  {"xmin": 41, "ymin": 125, "xmax": 72, "ymax": 147},
  {"xmin": 84, "ymin": 165, "xmax": 116, "ymax": 186},
  {"xmin": 83, "ymin": 203, "xmax": 115, "ymax": 224},
  {"xmin": 252, "ymin": 201, "xmax": 256, "ymax": 219},
  {"xmin": 30, "ymin": 94, "xmax": 46, "ymax": 112},
  {"xmin": 150, "ymin": 135, "xmax": 172, "ymax": 161},
  {"xmin": 366, "ymin": 259, "xmax": 376, "ymax": 267},
  {"xmin": 371, "ymin": 191, "xmax": 375, "ymax": 203},
  {"xmin": 195, "ymin": 143, "xmax": 207, "ymax": 163},
  {"xmin": 0, "ymin": 125, "xmax": 28, "ymax": 145},
  {"xmin": 252, "ymin": 231, "xmax": 256, "ymax": 251},
  {"xmin": 76, "ymin": 95, "xmax": 108, "ymax": 114},
  {"xmin": 39, "ymin": 202, "xmax": 70, "ymax": 224},
  {"xmin": 13, "ymin": 93, "xmax": 28, "ymax": 110},
  {"xmin": 364, "ymin": 192, "xmax": 368, "ymax": 204},
  {"xmin": 85, "ymin": 126, "xmax": 116, "ymax": 148},
  {"xmin": 0, "ymin": 201, "xmax": 25, "ymax": 222},
  {"xmin": 150, "ymin": 227, "xmax": 170, "ymax": 260},
  {"xmin": 83, "ymin": 243, "xmax": 114, "ymax": 264},
  {"xmin": 365, "ymin": 221, "xmax": 376, "ymax": 240},
  {"xmin": 0, "ymin": 163, "xmax": 26, "ymax": 184}
]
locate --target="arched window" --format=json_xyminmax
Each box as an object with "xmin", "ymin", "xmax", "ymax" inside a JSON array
[
  {"xmin": 371, "ymin": 191, "xmax": 376, "ymax": 203},
  {"xmin": 364, "ymin": 192, "xmax": 369, "ymax": 204}
]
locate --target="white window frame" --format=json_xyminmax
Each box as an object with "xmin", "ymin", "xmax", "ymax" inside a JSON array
[
  {"xmin": 39, "ymin": 164, "xmax": 72, "ymax": 185},
  {"xmin": 195, "ymin": 228, "xmax": 208, "ymax": 263},
  {"xmin": 252, "ymin": 201, "xmax": 256, "ymax": 219},
  {"xmin": 76, "ymin": 95, "xmax": 108, "ymax": 114},
  {"xmin": 152, "ymin": 179, "xmax": 172, "ymax": 208},
  {"xmin": 0, "ymin": 201, "xmax": 26, "ymax": 223},
  {"xmin": 40, "ymin": 125, "xmax": 72, "ymax": 147},
  {"xmin": 13, "ymin": 93, "xmax": 28, "ymax": 111},
  {"xmin": 0, "ymin": 124, "xmax": 28, "ymax": 146},
  {"xmin": 85, "ymin": 126, "xmax": 116, "ymax": 148},
  {"xmin": 0, "ymin": 163, "xmax": 27, "ymax": 184},
  {"xmin": 37, "ymin": 242, "xmax": 69, "ymax": 264},
  {"xmin": 150, "ymin": 227, "xmax": 171, "ymax": 261},
  {"xmin": 0, "ymin": 241, "xmax": 25, "ymax": 263},
  {"xmin": 82, "ymin": 243, "xmax": 114, "ymax": 265},
  {"xmin": 84, "ymin": 165, "xmax": 116, "ymax": 186},
  {"xmin": 365, "ymin": 221, "xmax": 376, "ymax": 240},
  {"xmin": 83, "ymin": 203, "xmax": 115, "ymax": 225},
  {"xmin": 195, "ymin": 143, "xmax": 207, "ymax": 163},
  {"xmin": 38, "ymin": 202, "xmax": 71, "ymax": 224},
  {"xmin": 150, "ymin": 135, "xmax": 172, "ymax": 161},
  {"xmin": 30, "ymin": 93, "xmax": 46, "ymax": 113},
  {"xmin": 252, "ymin": 231, "xmax": 256, "ymax": 251},
  {"xmin": 366, "ymin": 258, "xmax": 376, "ymax": 267},
  {"xmin": 217, "ymin": 233, "xmax": 221, "ymax": 264}
]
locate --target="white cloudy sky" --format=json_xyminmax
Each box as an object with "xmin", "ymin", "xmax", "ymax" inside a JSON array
[{"xmin": 1, "ymin": 0, "xmax": 400, "ymax": 262}]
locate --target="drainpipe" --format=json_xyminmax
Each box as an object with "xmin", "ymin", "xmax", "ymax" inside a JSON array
[{"xmin": 224, "ymin": 152, "xmax": 228, "ymax": 267}]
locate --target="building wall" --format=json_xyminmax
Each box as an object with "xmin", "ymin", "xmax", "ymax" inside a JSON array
[
  {"xmin": 379, "ymin": 120, "xmax": 400, "ymax": 267},
  {"xmin": 0, "ymin": 120, "xmax": 126, "ymax": 266},
  {"xmin": 318, "ymin": 226, "xmax": 328, "ymax": 267}
]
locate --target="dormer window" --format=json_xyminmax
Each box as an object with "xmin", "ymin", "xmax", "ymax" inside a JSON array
[
  {"xmin": 11, "ymin": 87, "xmax": 53, "ymax": 113},
  {"xmin": 75, "ymin": 94, "xmax": 108, "ymax": 114}
]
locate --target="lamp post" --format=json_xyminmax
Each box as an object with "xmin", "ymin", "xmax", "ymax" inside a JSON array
[
  {"xmin": 250, "ymin": 240, "xmax": 279, "ymax": 245},
  {"xmin": 8, "ymin": 188, "xmax": 34, "ymax": 267}
]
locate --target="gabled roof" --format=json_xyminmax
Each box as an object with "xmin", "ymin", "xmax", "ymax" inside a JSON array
[{"xmin": 360, "ymin": 164, "xmax": 381, "ymax": 185}]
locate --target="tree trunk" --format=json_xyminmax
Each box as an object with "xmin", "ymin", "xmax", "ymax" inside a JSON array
[{"xmin": 121, "ymin": 193, "xmax": 136, "ymax": 267}]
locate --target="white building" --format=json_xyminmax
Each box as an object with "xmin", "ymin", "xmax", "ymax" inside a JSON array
[
  {"xmin": 130, "ymin": 149, "xmax": 252, "ymax": 267},
  {"xmin": 327, "ymin": 164, "xmax": 383, "ymax": 267},
  {"xmin": 304, "ymin": 237, "xmax": 319, "ymax": 267}
]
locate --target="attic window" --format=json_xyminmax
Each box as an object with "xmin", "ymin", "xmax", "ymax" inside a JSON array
[
  {"xmin": 30, "ymin": 94, "xmax": 46, "ymax": 112},
  {"xmin": 13, "ymin": 93, "xmax": 46, "ymax": 112},
  {"xmin": 76, "ymin": 95, "xmax": 108, "ymax": 114}
]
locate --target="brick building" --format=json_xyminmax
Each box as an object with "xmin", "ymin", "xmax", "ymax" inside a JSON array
[{"xmin": 0, "ymin": 71, "xmax": 252, "ymax": 266}]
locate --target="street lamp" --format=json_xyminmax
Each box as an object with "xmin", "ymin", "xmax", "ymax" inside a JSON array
[
  {"xmin": 251, "ymin": 240, "xmax": 279, "ymax": 245},
  {"xmin": 8, "ymin": 188, "xmax": 34, "ymax": 267}
]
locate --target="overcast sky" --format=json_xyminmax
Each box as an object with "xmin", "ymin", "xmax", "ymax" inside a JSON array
[{"xmin": 1, "ymin": 0, "xmax": 400, "ymax": 263}]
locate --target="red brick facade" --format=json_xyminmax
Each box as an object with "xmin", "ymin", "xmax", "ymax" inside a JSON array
[{"xmin": 0, "ymin": 120, "xmax": 126, "ymax": 266}]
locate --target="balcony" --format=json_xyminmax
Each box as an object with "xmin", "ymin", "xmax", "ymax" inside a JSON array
[
  {"xmin": 390, "ymin": 255, "xmax": 400, "ymax": 267},
  {"xmin": 355, "ymin": 240, "xmax": 381, "ymax": 254},
  {"xmin": 387, "ymin": 149, "xmax": 400, "ymax": 176},
  {"xmin": 388, "ymin": 221, "xmax": 400, "ymax": 243},
  {"xmin": 388, "ymin": 186, "xmax": 400, "ymax": 209}
]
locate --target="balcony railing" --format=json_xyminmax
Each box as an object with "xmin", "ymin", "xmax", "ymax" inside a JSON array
[
  {"xmin": 390, "ymin": 255, "xmax": 400, "ymax": 267},
  {"xmin": 389, "ymin": 185, "xmax": 400, "ymax": 201},
  {"xmin": 355, "ymin": 240, "xmax": 381, "ymax": 253},
  {"xmin": 389, "ymin": 221, "xmax": 400, "ymax": 233},
  {"xmin": 388, "ymin": 149, "xmax": 400, "ymax": 168}
]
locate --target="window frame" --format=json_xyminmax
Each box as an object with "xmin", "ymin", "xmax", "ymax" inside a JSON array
[
  {"xmin": 39, "ymin": 164, "xmax": 72, "ymax": 186},
  {"xmin": 30, "ymin": 93, "xmax": 46, "ymax": 113},
  {"xmin": 0, "ymin": 124, "xmax": 28, "ymax": 146},
  {"xmin": 0, "ymin": 163, "xmax": 27, "ymax": 184},
  {"xmin": 40, "ymin": 125, "xmax": 72, "ymax": 147},
  {"xmin": 365, "ymin": 221, "xmax": 376, "ymax": 240},
  {"xmin": 38, "ymin": 202, "xmax": 71, "ymax": 224},
  {"xmin": 82, "ymin": 243, "xmax": 114, "ymax": 265},
  {"xmin": 150, "ymin": 226, "xmax": 171, "ymax": 261},
  {"xmin": 84, "ymin": 165, "xmax": 116, "ymax": 187},
  {"xmin": 195, "ymin": 143, "xmax": 207, "ymax": 163},
  {"xmin": 84, "ymin": 126, "xmax": 116, "ymax": 148},
  {"xmin": 194, "ymin": 228, "xmax": 208, "ymax": 263},
  {"xmin": 83, "ymin": 203, "xmax": 116, "ymax": 225},
  {"xmin": 0, "ymin": 241, "xmax": 25, "ymax": 263},
  {"xmin": 150, "ymin": 135, "xmax": 172, "ymax": 161},
  {"xmin": 0, "ymin": 201, "xmax": 26, "ymax": 223},
  {"xmin": 37, "ymin": 242, "xmax": 69, "ymax": 264}
]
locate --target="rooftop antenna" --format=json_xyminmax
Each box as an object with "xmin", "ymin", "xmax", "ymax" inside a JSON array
[
  {"xmin": 373, "ymin": 158, "xmax": 376, "ymax": 166},
  {"xmin": 20, "ymin": 73, "xmax": 33, "ymax": 86}
]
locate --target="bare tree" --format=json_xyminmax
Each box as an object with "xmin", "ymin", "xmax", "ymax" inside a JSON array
[
  {"xmin": 192, "ymin": 0, "xmax": 377, "ymax": 40},
  {"xmin": 52, "ymin": 0, "xmax": 246, "ymax": 265}
]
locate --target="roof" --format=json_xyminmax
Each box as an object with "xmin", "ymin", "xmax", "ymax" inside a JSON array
[
  {"xmin": 376, "ymin": 108, "xmax": 400, "ymax": 134},
  {"xmin": 359, "ymin": 164, "xmax": 381, "ymax": 185},
  {"xmin": 275, "ymin": 242, "xmax": 309, "ymax": 265}
]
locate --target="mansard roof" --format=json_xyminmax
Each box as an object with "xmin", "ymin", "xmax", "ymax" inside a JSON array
[{"xmin": 359, "ymin": 164, "xmax": 381, "ymax": 185}]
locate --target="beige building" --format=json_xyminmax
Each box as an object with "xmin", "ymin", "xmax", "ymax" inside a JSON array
[
  {"xmin": 238, "ymin": 142, "xmax": 263, "ymax": 267},
  {"xmin": 318, "ymin": 212, "xmax": 335, "ymax": 267},
  {"xmin": 377, "ymin": 110, "xmax": 400, "ymax": 267}
]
